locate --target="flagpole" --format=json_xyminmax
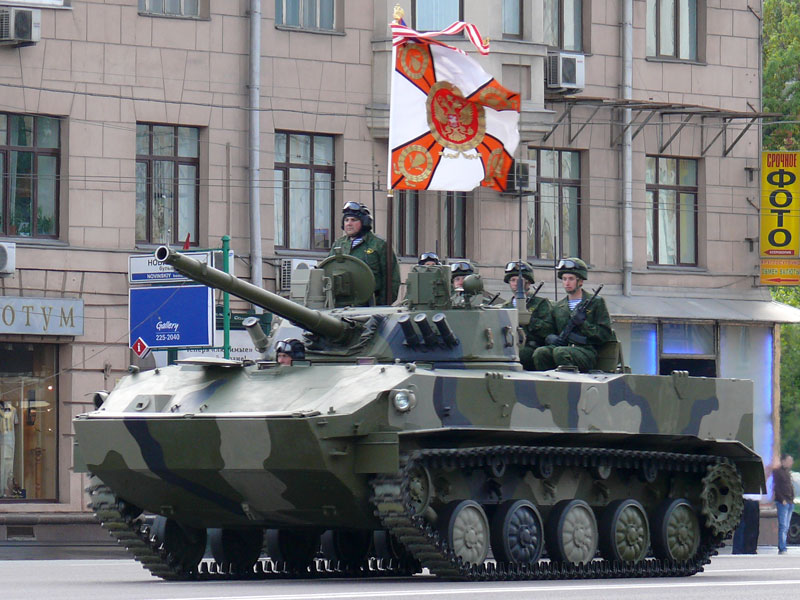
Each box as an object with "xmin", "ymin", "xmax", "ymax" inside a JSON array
[{"xmin": 385, "ymin": 5, "xmax": 403, "ymax": 305}]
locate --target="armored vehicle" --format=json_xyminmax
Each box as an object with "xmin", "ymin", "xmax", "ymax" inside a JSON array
[{"xmin": 73, "ymin": 247, "xmax": 764, "ymax": 581}]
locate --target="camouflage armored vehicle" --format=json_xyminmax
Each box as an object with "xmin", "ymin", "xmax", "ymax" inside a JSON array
[{"xmin": 73, "ymin": 247, "xmax": 764, "ymax": 581}]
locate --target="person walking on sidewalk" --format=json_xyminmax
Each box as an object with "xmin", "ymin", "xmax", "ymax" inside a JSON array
[{"xmin": 771, "ymin": 453, "xmax": 795, "ymax": 554}]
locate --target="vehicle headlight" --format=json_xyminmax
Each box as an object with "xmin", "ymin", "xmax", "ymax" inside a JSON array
[{"xmin": 391, "ymin": 389, "xmax": 416, "ymax": 413}]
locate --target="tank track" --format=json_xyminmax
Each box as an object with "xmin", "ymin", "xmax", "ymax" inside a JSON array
[
  {"xmin": 370, "ymin": 446, "xmax": 726, "ymax": 580},
  {"xmin": 86, "ymin": 475, "xmax": 414, "ymax": 581}
]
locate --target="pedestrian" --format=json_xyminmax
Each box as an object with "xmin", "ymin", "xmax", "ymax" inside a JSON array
[
  {"xmin": 502, "ymin": 261, "xmax": 555, "ymax": 370},
  {"xmin": 329, "ymin": 201, "xmax": 400, "ymax": 305},
  {"xmin": 532, "ymin": 257, "xmax": 612, "ymax": 372},
  {"xmin": 771, "ymin": 453, "xmax": 795, "ymax": 554}
]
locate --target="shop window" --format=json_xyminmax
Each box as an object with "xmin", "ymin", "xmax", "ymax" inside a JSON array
[
  {"xmin": 274, "ymin": 131, "xmax": 335, "ymax": 251},
  {"xmin": 0, "ymin": 343, "xmax": 58, "ymax": 501},
  {"xmin": 659, "ymin": 321, "xmax": 716, "ymax": 376},
  {"xmin": 136, "ymin": 123, "xmax": 200, "ymax": 246},
  {"xmin": 646, "ymin": 155, "xmax": 698, "ymax": 266},
  {"xmin": 394, "ymin": 190, "xmax": 419, "ymax": 258},
  {"xmin": 614, "ymin": 322, "xmax": 658, "ymax": 375},
  {"xmin": 0, "ymin": 113, "xmax": 60, "ymax": 239},
  {"xmin": 138, "ymin": 0, "xmax": 203, "ymax": 17},
  {"xmin": 414, "ymin": 0, "xmax": 462, "ymax": 31},
  {"xmin": 646, "ymin": 0, "xmax": 698, "ymax": 60},
  {"xmin": 275, "ymin": 0, "xmax": 336, "ymax": 30},
  {"xmin": 543, "ymin": 0, "xmax": 582, "ymax": 52},
  {"xmin": 442, "ymin": 190, "xmax": 467, "ymax": 258},
  {"xmin": 527, "ymin": 148, "xmax": 581, "ymax": 260}
]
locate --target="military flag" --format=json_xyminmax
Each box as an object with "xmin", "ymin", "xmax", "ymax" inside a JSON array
[{"xmin": 389, "ymin": 19, "xmax": 520, "ymax": 192}]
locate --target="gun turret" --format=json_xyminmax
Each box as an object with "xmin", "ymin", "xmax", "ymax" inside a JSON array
[{"xmin": 155, "ymin": 246, "xmax": 355, "ymax": 344}]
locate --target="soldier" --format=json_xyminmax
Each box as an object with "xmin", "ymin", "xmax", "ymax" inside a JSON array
[
  {"xmin": 533, "ymin": 257, "xmax": 612, "ymax": 372},
  {"xmin": 502, "ymin": 261, "xmax": 555, "ymax": 370},
  {"xmin": 450, "ymin": 261, "xmax": 474, "ymax": 291},
  {"xmin": 418, "ymin": 251, "xmax": 441, "ymax": 266},
  {"xmin": 275, "ymin": 338, "xmax": 305, "ymax": 366},
  {"xmin": 329, "ymin": 201, "xmax": 400, "ymax": 305}
]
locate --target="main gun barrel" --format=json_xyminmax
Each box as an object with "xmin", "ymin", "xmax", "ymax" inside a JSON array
[{"xmin": 155, "ymin": 246, "xmax": 351, "ymax": 343}]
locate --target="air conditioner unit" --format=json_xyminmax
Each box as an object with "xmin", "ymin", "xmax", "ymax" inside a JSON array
[
  {"xmin": 504, "ymin": 159, "xmax": 537, "ymax": 195},
  {"xmin": 546, "ymin": 51, "xmax": 585, "ymax": 91},
  {"xmin": 279, "ymin": 258, "xmax": 318, "ymax": 291},
  {"xmin": 0, "ymin": 7, "xmax": 42, "ymax": 46},
  {"xmin": 0, "ymin": 242, "xmax": 16, "ymax": 276}
]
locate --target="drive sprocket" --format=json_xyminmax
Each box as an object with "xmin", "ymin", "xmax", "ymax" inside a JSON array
[{"xmin": 700, "ymin": 461, "xmax": 743, "ymax": 537}]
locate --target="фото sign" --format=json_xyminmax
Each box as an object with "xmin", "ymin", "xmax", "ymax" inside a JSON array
[
  {"xmin": 761, "ymin": 152, "xmax": 800, "ymax": 257},
  {"xmin": 129, "ymin": 285, "xmax": 213, "ymax": 348}
]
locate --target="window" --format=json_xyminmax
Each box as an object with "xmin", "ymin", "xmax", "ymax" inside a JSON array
[
  {"xmin": 503, "ymin": 0, "xmax": 522, "ymax": 38},
  {"xmin": 646, "ymin": 156, "xmax": 697, "ymax": 266},
  {"xmin": 526, "ymin": 148, "xmax": 580, "ymax": 260},
  {"xmin": 0, "ymin": 113, "xmax": 60, "ymax": 239},
  {"xmin": 646, "ymin": 0, "xmax": 697, "ymax": 60},
  {"xmin": 659, "ymin": 321, "xmax": 716, "ymax": 376},
  {"xmin": 136, "ymin": 124, "xmax": 199, "ymax": 246},
  {"xmin": 0, "ymin": 343, "xmax": 58, "ymax": 501},
  {"xmin": 543, "ymin": 0, "xmax": 582, "ymax": 52},
  {"xmin": 393, "ymin": 190, "xmax": 418, "ymax": 258},
  {"xmin": 443, "ymin": 191, "xmax": 466, "ymax": 258},
  {"xmin": 9, "ymin": 1, "xmax": 69, "ymax": 6},
  {"xmin": 414, "ymin": 0, "xmax": 461, "ymax": 32},
  {"xmin": 273, "ymin": 132, "xmax": 334, "ymax": 251},
  {"xmin": 138, "ymin": 0, "xmax": 200, "ymax": 17},
  {"xmin": 276, "ymin": 0, "xmax": 335, "ymax": 30}
]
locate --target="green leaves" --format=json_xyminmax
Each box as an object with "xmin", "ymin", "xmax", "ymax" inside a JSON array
[{"xmin": 764, "ymin": 0, "xmax": 800, "ymax": 150}]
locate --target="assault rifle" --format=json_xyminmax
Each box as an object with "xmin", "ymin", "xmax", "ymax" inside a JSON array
[{"xmin": 545, "ymin": 284, "xmax": 604, "ymax": 347}]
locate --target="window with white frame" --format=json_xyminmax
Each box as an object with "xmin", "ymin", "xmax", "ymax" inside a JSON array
[
  {"xmin": 646, "ymin": 0, "xmax": 697, "ymax": 60},
  {"xmin": 0, "ymin": 113, "xmax": 60, "ymax": 239},
  {"xmin": 138, "ymin": 0, "xmax": 201, "ymax": 17},
  {"xmin": 526, "ymin": 148, "xmax": 581, "ymax": 260},
  {"xmin": 646, "ymin": 156, "xmax": 698, "ymax": 266},
  {"xmin": 135, "ymin": 123, "xmax": 200, "ymax": 245},
  {"xmin": 414, "ymin": 0, "xmax": 462, "ymax": 32},
  {"xmin": 275, "ymin": 0, "xmax": 336, "ymax": 30},
  {"xmin": 273, "ymin": 132, "xmax": 335, "ymax": 251},
  {"xmin": 543, "ymin": 0, "xmax": 582, "ymax": 52}
]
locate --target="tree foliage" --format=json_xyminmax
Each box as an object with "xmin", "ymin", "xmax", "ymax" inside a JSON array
[
  {"xmin": 763, "ymin": 0, "xmax": 800, "ymax": 151},
  {"xmin": 771, "ymin": 287, "xmax": 800, "ymax": 455}
]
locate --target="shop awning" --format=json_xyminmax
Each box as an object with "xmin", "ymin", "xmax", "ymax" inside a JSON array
[{"xmin": 605, "ymin": 295, "xmax": 800, "ymax": 324}]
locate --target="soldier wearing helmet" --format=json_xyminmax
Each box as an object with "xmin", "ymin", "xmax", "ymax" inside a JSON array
[
  {"xmin": 418, "ymin": 251, "xmax": 441, "ymax": 266},
  {"xmin": 449, "ymin": 261, "xmax": 474, "ymax": 291},
  {"xmin": 502, "ymin": 261, "xmax": 555, "ymax": 370},
  {"xmin": 328, "ymin": 201, "xmax": 400, "ymax": 305},
  {"xmin": 275, "ymin": 338, "xmax": 305, "ymax": 366},
  {"xmin": 532, "ymin": 257, "xmax": 612, "ymax": 372}
]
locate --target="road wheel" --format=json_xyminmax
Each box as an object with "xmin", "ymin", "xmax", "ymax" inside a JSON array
[
  {"xmin": 598, "ymin": 499, "xmax": 649, "ymax": 564},
  {"xmin": 651, "ymin": 498, "xmax": 700, "ymax": 562},
  {"xmin": 152, "ymin": 516, "xmax": 206, "ymax": 573},
  {"xmin": 265, "ymin": 529, "xmax": 319, "ymax": 571},
  {"xmin": 208, "ymin": 527, "xmax": 263, "ymax": 573},
  {"xmin": 789, "ymin": 512, "xmax": 800, "ymax": 545},
  {"xmin": 545, "ymin": 499, "xmax": 598, "ymax": 565},
  {"xmin": 490, "ymin": 499, "xmax": 544, "ymax": 565},
  {"xmin": 440, "ymin": 500, "xmax": 490, "ymax": 566},
  {"xmin": 320, "ymin": 529, "xmax": 372, "ymax": 565}
]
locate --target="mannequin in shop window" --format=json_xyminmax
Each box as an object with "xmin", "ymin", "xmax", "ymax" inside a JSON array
[{"xmin": 0, "ymin": 401, "xmax": 17, "ymax": 497}]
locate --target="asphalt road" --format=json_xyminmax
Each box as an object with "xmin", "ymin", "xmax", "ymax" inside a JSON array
[{"xmin": 3, "ymin": 547, "xmax": 799, "ymax": 600}]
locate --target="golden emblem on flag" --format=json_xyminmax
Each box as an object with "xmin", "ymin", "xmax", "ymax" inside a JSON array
[
  {"xmin": 395, "ymin": 144, "xmax": 434, "ymax": 185},
  {"xmin": 426, "ymin": 81, "xmax": 486, "ymax": 152}
]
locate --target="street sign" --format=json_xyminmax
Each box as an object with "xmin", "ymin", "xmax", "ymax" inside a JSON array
[
  {"xmin": 131, "ymin": 337, "xmax": 150, "ymax": 358},
  {"xmin": 128, "ymin": 251, "xmax": 212, "ymax": 284},
  {"xmin": 129, "ymin": 285, "xmax": 214, "ymax": 348},
  {"xmin": 760, "ymin": 258, "xmax": 800, "ymax": 285}
]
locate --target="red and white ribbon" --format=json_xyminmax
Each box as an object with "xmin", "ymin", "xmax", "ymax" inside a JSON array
[{"xmin": 391, "ymin": 21, "xmax": 490, "ymax": 56}]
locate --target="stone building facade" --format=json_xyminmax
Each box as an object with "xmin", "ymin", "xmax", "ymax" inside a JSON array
[{"xmin": 0, "ymin": 0, "xmax": 794, "ymax": 538}]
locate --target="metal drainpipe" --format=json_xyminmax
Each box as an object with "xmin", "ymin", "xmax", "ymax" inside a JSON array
[
  {"xmin": 249, "ymin": 0, "xmax": 263, "ymax": 305},
  {"xmin": 622, "ymin": 0, "xmax": 633, "ymax": 296}
]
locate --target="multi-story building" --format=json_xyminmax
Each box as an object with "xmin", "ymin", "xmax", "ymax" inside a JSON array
[{"xmin": 0, "ymin": 0, "xmax": 794, "ymax": 540}]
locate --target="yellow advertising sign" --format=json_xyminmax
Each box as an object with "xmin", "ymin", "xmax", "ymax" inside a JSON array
[
  {"xmin": 760, "ymin": 259, "xmax": 800, "ymax": 286},
  {"xmin": 761, "ymin": 152, "xmax": 800, "ymax": 257}
]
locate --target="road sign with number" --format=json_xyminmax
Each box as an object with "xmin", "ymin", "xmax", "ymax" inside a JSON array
[{"xmin": 129, "ymin": 285, "xmax": 214, "ymax": 348}]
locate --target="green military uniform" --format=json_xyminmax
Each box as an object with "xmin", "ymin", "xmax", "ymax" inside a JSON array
[
  {"xmin": 329, "ymin": 231, "xmax": 400, "ymax": 305},
  {"xmin": 503, "ymin": 293, "xmax": 555, "ymax": 370},
  {"xmin": 532, "ymin": 293, "xmax": 612, "ymax": 372}
]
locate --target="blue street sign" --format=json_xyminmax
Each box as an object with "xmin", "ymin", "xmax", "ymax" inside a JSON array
[{"xmin": 129, "ymin": 285, "xmax": 213, "ymax": 348}]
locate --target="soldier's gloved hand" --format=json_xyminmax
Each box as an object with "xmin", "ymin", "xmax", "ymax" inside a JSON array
[
  {"xmin": 545, "ymin": 334, "xmax": 567, "ymax": 347},
  {"xmin": 571, "ymin": 308, "xmax": 587, "ymax": 326}
]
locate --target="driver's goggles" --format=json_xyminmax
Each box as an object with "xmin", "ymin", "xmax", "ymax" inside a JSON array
[
  {"xmin": 556, "ymin": 259, "xmax": 578, "ymax": 270},
  {"xmin": 450, "ymin": 262, "xmax": 473, "ymax": 273}
]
